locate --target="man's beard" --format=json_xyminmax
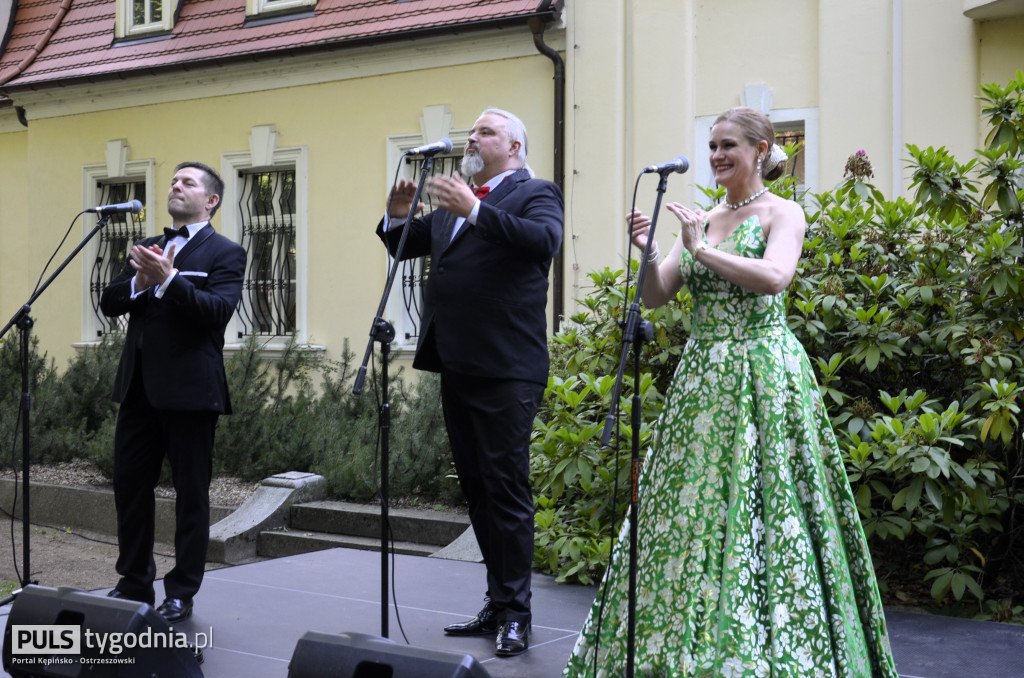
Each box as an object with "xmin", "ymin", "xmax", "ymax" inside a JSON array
[{"xmin": 461, "ymin": 152, "xmax": 484, "ymax": 177}]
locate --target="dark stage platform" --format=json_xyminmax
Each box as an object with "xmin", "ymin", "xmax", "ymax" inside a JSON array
[{"xmin": 2, "ymin": 547, "xmax": 1022, "ymax": 677}]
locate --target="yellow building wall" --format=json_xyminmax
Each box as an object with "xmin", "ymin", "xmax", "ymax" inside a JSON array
[
  {"xmin": 566, "ymin": 0, "xmax": 982, "ymax": 316},
  {"xmin": 817, "ymin": 2, "xmax": 898, "ymax": 195},
  {"xmin": 626, "ymin": 0, "xmax": 696, "ymax": 270},
  {"xmin": 560, "ymin": 0, "xmax": 629, "ymax": 309},
  {"xmin": 4, "ymin": 53, "xmax": 556, "ymax": 369},
  {"xmin": 978, "ymin": 16, "xmax": 1024, "ymax": 85},
  {"xmin": 0, "ymin": 116, "xmax": 28, "ymax": 332},
  {"xmin": 901, "ymin": 1, "xmax": 979, "ymax": 191},
  {"xmin": 978, "ymin": 16, "xmax": 1024, "ymax": 147},
  {"xmin": 22, "ymin": 114, "xmax": 128, "ymax": 365},
  {"xmin": 3, "ymin": 0, "xmax": 1024, "ymax": 368},
  {"xmin": 694, "ymin": 0, "xmax": 819, "ymax": 116}
]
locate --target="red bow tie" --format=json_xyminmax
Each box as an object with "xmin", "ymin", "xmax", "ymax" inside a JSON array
[{"xmin": 474, "ymin": 186, "xmax": 491, "ymax": 199}]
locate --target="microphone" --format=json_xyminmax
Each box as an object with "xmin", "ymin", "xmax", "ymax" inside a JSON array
[
  {"xmin": 642, "ymin": 155, "xmax": 690, "ymax": 175},
  {"xmin": 87, "ymin": 200, "xmax": 143, "ymax": 215},
  {"xmin": 407, "ymin": 138, "xmax": 454, "ymax": 156}
]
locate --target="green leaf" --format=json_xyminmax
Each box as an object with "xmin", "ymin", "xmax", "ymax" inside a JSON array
[
  {"xmin": 929, "ymin": 569, "xmax": 953, "ymax": 601},
  {"xmin": 855, "ymin": 484, "xmax": 871, "ymax": 513},
  {"xmin": 924, "ymin": 479, "xmax": 944, "ymax": 510},
  {"xmin": 906, "ymin": 476, "xmax": 924, "ymax": 512},
  {"xmin": 950, "ymin": 462, "xmax": 977, "ymax": 489},
  {"xmin": 951, "ymin": 572, "xmax": 966, "ymax": 600}
]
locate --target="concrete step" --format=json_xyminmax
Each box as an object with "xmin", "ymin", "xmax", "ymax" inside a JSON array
[
  {"xmin": 286, "ymin": 501, "xmax": 470, "ymax": 546},
  {"xmin": 258, "ymin": 528, "xmax": 438, "ymax": 559},
  {"xmin": 255, "ymin": 500, "xmax": 471, "ymax": 559}
]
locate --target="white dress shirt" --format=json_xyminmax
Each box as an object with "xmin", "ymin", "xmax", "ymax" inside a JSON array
[{"xmin": 130, "ymin": 222, "xmax": 206, "ymax": 299}]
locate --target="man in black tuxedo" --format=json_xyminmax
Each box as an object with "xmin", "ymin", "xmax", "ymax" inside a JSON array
[
  {"xmin": 100, "ymin": 161, "xmax": 245, "ymax": 624},
  {"xmin": 378, "ymin": 108, "xmax": 563, "ymax": 656}
]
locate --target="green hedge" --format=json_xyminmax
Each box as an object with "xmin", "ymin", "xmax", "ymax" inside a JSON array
[{"xmin": 0, "ymin": 333, "xmax": 460, "ymax": 507}]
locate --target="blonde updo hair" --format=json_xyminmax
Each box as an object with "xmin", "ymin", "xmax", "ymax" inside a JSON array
[{"xmin": 712, "ymin": 107, "xmax": 787, "ymax": 181}]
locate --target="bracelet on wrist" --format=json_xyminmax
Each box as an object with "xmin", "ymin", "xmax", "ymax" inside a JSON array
[
  {"xmin": 692, "ymin": 241, "xmax": 708, "ymax": 257},
  {"xmin": 646, "ymin": 244, "xmax": 661, "ymax": 263}
]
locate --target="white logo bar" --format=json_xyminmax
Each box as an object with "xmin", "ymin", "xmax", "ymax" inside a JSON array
[{"xmin": 11, "ymin": 625, "xmax": 82, "ymax": 654}]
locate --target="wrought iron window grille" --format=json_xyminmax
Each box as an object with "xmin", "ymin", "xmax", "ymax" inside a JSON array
[
  {"xmin": 237, "ymin": 168, "xmax": 297, "ymax": 338},
  {"xmin": 397, "ymin": 154, "xmax": 462, "ymax": 343},
  {"xmin": 90, "ymin": 180, "xmax": 146, "ymax": 336}
]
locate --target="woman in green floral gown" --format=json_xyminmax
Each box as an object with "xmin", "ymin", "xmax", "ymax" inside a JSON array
[{"xmin": 564, "ymin": 107, "xmax": 898, "ymax": 677}]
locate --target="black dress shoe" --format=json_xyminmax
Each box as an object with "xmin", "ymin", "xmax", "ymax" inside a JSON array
[
  {"xmin": 106, "ymin": 588, "xmax": 154, "ymax": 606},
  {"xmin": 495, "ymin": 621, "xmax": 529, "ymax": 657},
  {"xmin": 443, "ymin": 603, "xmax": 499, "ymax": 636},
  {"xmin": 156, "ymin": 597, "xmax": 193, "ymax": 624}
]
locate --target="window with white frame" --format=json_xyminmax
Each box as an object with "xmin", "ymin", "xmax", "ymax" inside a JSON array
[
  {"xmin": 116, "ymin": 0, "xmax": 174, "ymax": 38},
  {"xmin": 221, "ymin": 126, "xmax": 308, "ymax": 348},
  {"xmin": 391, "ymin": 154, "xmax": 463, "ymax": 347},
  {"xmin": 81, "ymin": 149, "xmax": 154, "ymax": 341},
  {"xmin": 236, "ymin": 168, "xmax": 297, "ymax": 337},
  {"xmin": 246, "ymin": 0, "xmax": 316, "ymax": 18},
  {"xmin": 774, "ymin": 122, "xmax": 808, "ymax": 190},
  {"xmin": 383, "ymin": 106, "xmax": 468, "ymax": 350},
  {"xmin": 88, "ymin": 181, "xmax": 147, "ymax": 335}
]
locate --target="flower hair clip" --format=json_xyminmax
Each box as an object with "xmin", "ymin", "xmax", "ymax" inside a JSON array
[{"xmin": 762, "ymin": 143, "xmax": 788, "ymax": 176}]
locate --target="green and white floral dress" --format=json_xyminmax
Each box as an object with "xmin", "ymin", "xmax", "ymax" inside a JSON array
[{"xmin": 564, "ymin": 216, "xmax": 898, "ymax": 678}]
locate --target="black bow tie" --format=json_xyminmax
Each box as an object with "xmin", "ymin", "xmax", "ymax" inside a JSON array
[{"xmin": 163, "ymin": 225, "xmax": 190, "ymax": 240}]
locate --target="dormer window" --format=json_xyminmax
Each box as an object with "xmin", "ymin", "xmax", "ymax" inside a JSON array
[
  {"xmin": 246, "ymin": 0, "xmax": 317, "ymax": 19},
  {"xmin": 116, "ymin": 0, "xmax": 174, "ymax": 39}
]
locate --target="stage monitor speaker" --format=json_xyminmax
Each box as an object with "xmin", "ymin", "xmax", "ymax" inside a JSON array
[
  {"xmin": 288, "ymin": 631, "xmax": 492, "ymax": 678},
  {"xmin": 2, "ymin": 584, "xmax": 202, "ymax": 677}
]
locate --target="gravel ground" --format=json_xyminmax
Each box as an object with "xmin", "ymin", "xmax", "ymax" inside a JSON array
[
  {"xmin": 1, "ymin": 459, "xmax": 259, "ymax": 595},
  {"xmin": 22, "ymin": 458, "xmax": 259, "ymax": 507}
]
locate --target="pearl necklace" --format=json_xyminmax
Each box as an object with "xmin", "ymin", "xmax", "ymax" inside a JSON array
[{"xmin": 724, "ymin": 186, "xmax": 768, "ymax": 210}]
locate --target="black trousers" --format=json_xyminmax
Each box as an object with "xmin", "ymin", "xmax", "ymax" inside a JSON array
[
  {"xmin": 112, "ymin": 361, "xmax": 218, "ymax": 603},
  {"xmin": 440, "ymin": 372, "xmax": 543, "ymax": 625}
]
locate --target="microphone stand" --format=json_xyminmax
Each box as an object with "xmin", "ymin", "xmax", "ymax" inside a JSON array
[
  {"xmin": 353, "ymin": 152, "xmax": 436, "ymax": 638},
  {"xmin": 0, "ymin": 214, "xmax": 112, "ymax": 602},
  {"xmin": 599, "ymin": 170, "xmax": 671, "ymax": 678}
]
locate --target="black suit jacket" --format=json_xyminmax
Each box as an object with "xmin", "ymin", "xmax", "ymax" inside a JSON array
[
  {"xmin": 378, "ymin": 168, "xmax": 563, "ymax": 385},
  {"xmin": 100, "ymin": 223, "xmax": 246, "ymax": 413}
]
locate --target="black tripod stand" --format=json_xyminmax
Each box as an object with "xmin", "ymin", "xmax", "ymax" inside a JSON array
[
  {"xmin": 599, "ymin": 168, "xmax": 675, "ymax": 677},
  {"xmin": 353, "ymin": 153, "xmax": 438, "ymax": 638},
  {"xmin": 0, "ymin": 213, "xmax": 111, "ymax": 604}
]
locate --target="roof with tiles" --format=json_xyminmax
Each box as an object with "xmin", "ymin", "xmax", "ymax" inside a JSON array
[{"xmin": 0, "ymin": 0, "xmax": 562, "ymax": 90}]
